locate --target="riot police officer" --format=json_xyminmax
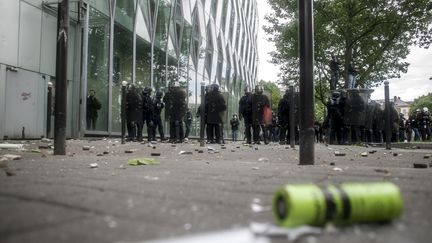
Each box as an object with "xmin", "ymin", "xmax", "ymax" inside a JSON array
[
  {"xmin": 326, "ymin": 91, "xmax": 344, "ymax": 144},
  {"xmin": 164, "ymin": 81, "xmax": 187, "ymax": 143},
  {"xmin": 125, "ymin": 84, "xmax": 142, "ymax": 141},
  {"xmin": 239, "ymin": 87, "xmax": 252, "ymax": 144},
  {"xmin": 141, "ymin": 86, "xmax": 154, "ymax": 141},
  {"xmin": 206, "ymin": 84, "xmax": 226, "ymax": 144},
  {"xmin": 152, "ymin": 91, "xmax": 165, "ymax": 141},
  {"xmin": 278, "ymin": 89, "xmax": 290, "ymax": 144},
  {"xmin": 251, "ymin": 85, "xmax": 270, "ymax": 144}
]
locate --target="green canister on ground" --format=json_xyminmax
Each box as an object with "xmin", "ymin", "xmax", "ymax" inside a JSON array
[{"xmin": 273, "ymin": 182, "xmax": 403, "ymax": 227}]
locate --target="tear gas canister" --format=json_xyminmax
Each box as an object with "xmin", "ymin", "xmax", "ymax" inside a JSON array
[{"xmin": 273, "ymin": 182, "xmax": 403, "ymax": 227}]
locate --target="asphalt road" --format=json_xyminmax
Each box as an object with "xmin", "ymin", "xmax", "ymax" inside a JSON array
[{"xmin": 1, "ymin": 139, "xmax": 431, "ymax": 243}]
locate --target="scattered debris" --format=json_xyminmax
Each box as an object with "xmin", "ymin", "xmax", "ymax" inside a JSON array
[
  {"xmin": 254, "ymin": 147, "xmax": 259, "ymax": 150},
  {"xmin": 329, "ymin": 162, "xmax": 335, "ymax": 166},
  {"xmin": 150, "ymin": 153, "xmax": 161, "ymax": 156},
  {"xmin": 89, "ymin": 163, "xmax": 98, "ymax": 168},
  {"xmin": 423, "ymin": 154, "xmax": 431, "ymax": 159},
  {"xmin": 2, "ymin": 154, "xmax": 21, "ymax": 160},
  {"xmin": 231, "ymin": 150, "xmax": 236, "ymax": 152},
  {"xmin": 41, "ymin": 138, "xmax": 51, "ymax": 143},
  {"xmin": 334, "ymin": 151, "xmax": 346, "ymax": 156},
  {"xmin": 179, "ymin": 151, "xmax": 193, "ymax": 155},
  {"xmin": 103, "ymin": 151, "xmax": 109, "ymax": 155},
  {"xmin": 258, "ymin": 157, "xmax": 269, "ymax": 162},
  {"xmin": 104, "ymin": 216, "xmax": 117, "ymax": 229},
  {"xmin": 369, "ymin": 150, "xmax": 377, "ymax": 154},
  {"xmin": 250, "ymin": 223, "xmax": 322, "ymax": 241},
  {"xmin": 150, "ymin": 141, "xmax": 157, "ymax": 144},
  {"xmin": 128, "ymin": 158, "xmax": 159, "ymax": 166},
  {"xmin": 207, "ymin": 146, "xmax": 215, "ymax": 151},
  {"xmin": 252, "ymin": 167, "xmax": 260, "ymax": 170},
  {"xmin": 144, "ymin": 175, "xmax": 160, "ymax": 181},
  {"xmin": 171, "ymin": 144, "xmax": 176, "ymax": 147},
  {"xmin": 0, "ymin": 144, "xmax": 24, "ymax": 150},
  {"xmin": 221, "ymin": 146, "xmax": 226, "ymax": 149},
  {"xmin": 97, "ymin": 154, "xmax": 104, "ymax": 156},
  {"xmin": 360, "ymin": 152, "xmax": 368, "ymax": 157},
  {"xmin": 38, "ymin": 144, "xmax": 51, "ymax": 149},
  {"xmin": 393, "ymin": 153, "xmax": 399, "ymax": 157},
  {"xmin": 82, "ymin": 146, "xmax": 90, "ymax": 151},
  {"xmin": 125, "ymin": 149, "xmax": 135, "ymax": 154},
  {"xmin": 333, "ymin": 167, "xmax": 343, "ymax": 172},
  {"xmin": 198, "ymin": 150, "xmax": 204, "ymax": 154},
  {"xmin": 374, "ymin": 169, "xmax": 391, "ymax": 175},
  {"xmin": 413, "ymin": 163, "xmax": 428, "ymax": 169}
]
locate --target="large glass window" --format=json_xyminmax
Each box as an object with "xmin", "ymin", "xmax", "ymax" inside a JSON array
[
  {"xmin": 112, "ymin": 1, "xmax": 134, "ymax": 133},
  {"xmin": 86, "ymin": 7, "xmax": 110, "ymax": 132}
]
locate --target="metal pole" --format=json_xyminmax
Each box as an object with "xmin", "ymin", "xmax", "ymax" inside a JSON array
[
  {"xmin": 384, "ymin": 81, "xmax": 391, "ymax": 150},
  {"xmin": 200, "ymin": 84, "xmax": 206, "ymax": 147},
  {"xmin": 47, "ymin": 83, "xmax": 52, "ymax": 138},
  {"xmin": 289, "ymin": 85, "xmax": 295, "ymax": 148},
  {"xmin": 121, "ymin": 81, "xmax": 127, "ymax": 144},
  {"xmin": 54, "ymin": 0, "xmax": 69, "ymax": 155},
  {"xmin": 298, "ymin": 0, "xmax": 315, "ymax": 165}
]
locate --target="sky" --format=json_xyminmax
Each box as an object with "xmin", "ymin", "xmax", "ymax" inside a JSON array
[{"xmin": 256, "ymin": 1, "xmax": 432, "ymax": 102}]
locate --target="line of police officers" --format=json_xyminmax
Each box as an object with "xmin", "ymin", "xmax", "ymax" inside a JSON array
[{"xmin": 325, "ymin": 90, "xmax": 432, "ymax": 144}]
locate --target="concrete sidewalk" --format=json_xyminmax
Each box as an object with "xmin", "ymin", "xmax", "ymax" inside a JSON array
[{"xmin": 0, "ymin": 139, "xmax": 431, "ymax": 243}]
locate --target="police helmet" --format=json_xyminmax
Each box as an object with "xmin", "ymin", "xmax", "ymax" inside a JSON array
[
  {"xmin": 156, "ymin": 91, "xmax": 163, "ymax": 98},
  {"xmin": 212, "ymin": 83, "xmax": 220, "ymax": 92},
  {"xmin": 255, "ymin": 85, "xmax": 263, "ymax": 93},
  {"xmin": 423, "ymin": 107, "xmax": 429, "ymax": 112}
]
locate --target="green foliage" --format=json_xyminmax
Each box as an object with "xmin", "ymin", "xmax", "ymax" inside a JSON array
[
  {"xmin": 259, "ymin": 80, "xmax": 283, "ymax": 111},
  {"xmin": 410, "ymin": 93, "xmax": 432, "ymax": 115},
  {"xmin": 265, "ymin": 0, "xmax": 432, "ymax": 89}
]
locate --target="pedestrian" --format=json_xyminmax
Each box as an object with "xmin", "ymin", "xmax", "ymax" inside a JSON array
[
  {"xmin": 239, "ymin": 87, "xmax": 253, "ymax": 144},
  {"xmin": 347, "ymin": 63, "xmax": 357, "ymax": 89},
  {"xmin": 86, "ymin": 90, "xmax": 101, "ymax": 130},
  {"xmin": 329, "ymin": 54, "xmax": 340, "ymax": 90},
  {"xmin": 230, "ymin": 114, "xmax": 240, "ymax": 142}
]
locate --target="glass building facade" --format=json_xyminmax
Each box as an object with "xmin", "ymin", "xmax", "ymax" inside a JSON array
[{"xmin": 0, "ymin": 0, "xmax": 258, "ymax": 139}]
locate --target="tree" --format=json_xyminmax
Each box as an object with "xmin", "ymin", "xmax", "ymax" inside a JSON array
[
  {"xmin": 410, "ymin": 93, "xmax": 432, "ymax": 115},
  {"xmin": 265, "ymin": 0, "xmax": 432, "ymax": 108},
  {"xmin": 259, "ymin": 80, "xmax": 282, "ymax": 111}
]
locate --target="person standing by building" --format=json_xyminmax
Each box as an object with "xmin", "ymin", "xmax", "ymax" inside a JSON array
[
  {"xmin": 239, "ymin": 87, "xmax": 252, "ymax": 144},
  {"xmin": 86, "ymin": 90, "xmax": 101, "ymax": 130},
  {"xmin": 206, "ymin": 84, "xmax": 226, "ymax": 144},
  {"xmin": 251, "ymin": 85, "xmax": 270, "ymax": 145},
  {"xmin": 165, "ymin": 81, "xmax": 187, "ymax": 143},
  {"xmin": 152, "ymin": 91, "xmax": 165, "ymax": 141},
  {"xmin": 230, "ymin": 114, "xmax": 240, "ymax": 142}
]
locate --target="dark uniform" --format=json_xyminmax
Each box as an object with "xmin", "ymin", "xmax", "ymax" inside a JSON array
[
  {"xmin": 141, "ymin": 87, "xmax": 154, "ymax": 141},
  {"xmin": 327, "ymin": 91, "xmax": 344, "ymax": 144},
  {"xmin": 164, "ymin": 82, "xmax": 187, "ymax": 143},
  {"xmin": 206, "ymin": 84, "xmax": 226, "ymax": 144},
  {"xmin": 184, "ymin": 109, "xmax": 193, "ymax": 139},
  {"xmin": 239, "ymin": 90, "xmax": 253, "ymax": 144},
  {"xmin": 278, "ymin": 91, "xmax": 290, "ymax": 144},
  {"xmin": 251, "ymin": 86, "xmax": 270, "ymax": 144},
  {"xmin": 126, "ymin": 85, "xmax": 143, "ymax": 141},
  {"xmin": 230, "ymin": 115, "xmax": 240, "ymax": 142},
  {"xmin": 398, "ymin": 113, "xmax": 406, "ymax": 142},
  {"xmin": 152, "ymin": 91, "xmax": 165, "ymax": 141}
]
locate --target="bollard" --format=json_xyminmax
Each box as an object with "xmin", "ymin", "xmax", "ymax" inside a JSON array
[
  {"xmin": 273, "ymin": 182, "xmax": 403, "ymax": 227},
  {"xmin": 121, "ymin": 81, "xmax": 127, "ymax": 144},
  {"xmin": 384, "ymin": 81, "xmax": 391, "ymax": 150}
]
